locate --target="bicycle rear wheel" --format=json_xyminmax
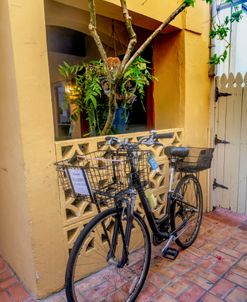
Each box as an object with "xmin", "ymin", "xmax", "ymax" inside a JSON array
[
  {"xmin": 171, "ymin": 174, "xmax": 203, "ymax": 249},
  {"xmin": 65, "ymin": 207, "xmax": 151, "ymax": 302}
]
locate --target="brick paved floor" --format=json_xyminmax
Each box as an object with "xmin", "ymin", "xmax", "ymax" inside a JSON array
[{"xmin": 0, "ymin": 208, "xmax": 247, "ymax": 302}]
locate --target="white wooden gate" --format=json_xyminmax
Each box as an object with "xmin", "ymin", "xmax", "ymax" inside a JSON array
[{"xmin": 212, "ymin": 73, "xmax": 247, "ymax": 215}]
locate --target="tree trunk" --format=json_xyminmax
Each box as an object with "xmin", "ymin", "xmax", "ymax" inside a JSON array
[{"xmin": 101, "ymin": 90, "xmax": 118, "ymax": 135}]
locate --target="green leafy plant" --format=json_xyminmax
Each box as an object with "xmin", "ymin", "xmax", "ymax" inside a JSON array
[
  {"xmin": 209, "ymin": 1, "xmax": 243, "ymax": 64},
  {"xmin": 59, "ymin": 57, "xmax": 154, "ymax": 136}
]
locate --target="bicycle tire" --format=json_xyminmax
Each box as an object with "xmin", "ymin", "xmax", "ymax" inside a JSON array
[
  {"xmin": 65, "ymin": 207, "xmax": 151, "ymax": 302},
  {"xmin": 170, "ymin": 174, "xmax": 203, "ymax": 249}
]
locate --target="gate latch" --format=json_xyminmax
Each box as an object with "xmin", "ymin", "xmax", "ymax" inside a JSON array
[
  {"xmin": 215, "ymin": 87, "xmax": 232, "ymax": 102},
  {"xmin": 214, "ymin": 135, "xmax": 230, "ymax": 145},
  {"xmin": 213, "ymin": 179, "xmax": 229, "ymax": 190}
]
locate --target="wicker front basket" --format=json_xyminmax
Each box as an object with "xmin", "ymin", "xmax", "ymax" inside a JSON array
[{"xmin": 55, "ymin": 150, "xmax": 150, "ymax": 198}]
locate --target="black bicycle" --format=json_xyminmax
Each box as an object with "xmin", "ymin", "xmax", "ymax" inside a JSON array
[{"xmin": 56, "ymin": 130, "xmax": 214, "ymax": 302}]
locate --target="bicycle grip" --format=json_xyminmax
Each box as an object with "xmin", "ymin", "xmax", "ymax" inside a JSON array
[{"xmin": 154, "ymin": 133, "xmax": 174, "ymax": 139}]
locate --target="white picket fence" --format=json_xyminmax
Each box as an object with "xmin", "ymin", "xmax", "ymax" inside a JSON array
[{"xmin": 212, "ymin": 73, "xmax": 247, "ymax": 215}]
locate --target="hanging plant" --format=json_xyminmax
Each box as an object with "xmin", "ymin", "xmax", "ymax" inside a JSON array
[{"xmin": 58, "ymin": 56, "xmax": 155, "ymax": 136}]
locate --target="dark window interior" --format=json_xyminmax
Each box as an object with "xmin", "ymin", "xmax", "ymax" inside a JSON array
[{"xmin": 46, "ymin": 26, "xmax": 86, "ymax": 57}]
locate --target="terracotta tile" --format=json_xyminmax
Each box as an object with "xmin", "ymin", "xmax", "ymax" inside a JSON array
[
  {"xmin": 0, "ymin": 276, "xmax": 19, "ymax": 290},
  {"xmin": 234, "ymin": 242, "xmax": 247, "ymax": 254},
  {"xmin": 0, "ymin": 268, "xmax": 14, "ymax": 281},
  {"xmin": 108, "ymin": 290, "xmax": 128, "ymax": 302},
  {"xmin": 155, "ymin": 292, "xmax": 177, "ymax": 302},
  {"xmin": 82, "ymin": 280, "xmax": 115, "ymax": 301},
  {"xmin": 101, "ymin": 268, "xmax": 129, "ymax": 288},
  {"xmin": 216, "ymin": 246, "xmax": 242, "ymax": 259},
  {"xmin": 199, "ymin": 255, "xmax": 218, "ymax": 270},
  {"xmin": 164, "ymin": 278, "xmax": 191, "ymax": 297},
  {"xmin": 152, "ymin": 267, "xmax": 177, "ymax": 280},
  {"xmin": 231, "ymin": 265, "xmax": 247, "ymax": 279},
  {"xmin": 187, "ymin": 246, "xmax": 208, "ymax": 258},
  {"xmin": 0, "ymin": 292, "xmax": 12, "ymax": 302},
  {"xmin": 8, "ymin": 284, "xmax": 30, "ymax": 302},
  {"xmin": 200, "ymin": 293, "xmax": 223, "ymax": 302},
  {"xmin": 24, "ymin": 298, "xmax": 38, "ymax": 302},
  {"xmin": 76, "ymin": 271, "xmax": 105, "ymax": 292},
  {"xmin": 223, "ymin": 238, "xmax": 239, "ymax": 250},
  {"xmin": 148, "ymin": 271, "xmax": 168, "ymax": 289},
  {"xmin": 184, "ymin": 271, "xmax": 213, "ymax": 290},
  {"xmin": 135, "ymin": 281, "xmax": 157, "ymax": 302},
  {"xmin": 212, "ymin": 260, "xmax": 235, "ymax": 276},
  {"xmin": 234, "ymin": 232, "xmax": 247, "ymax": 243},
  {"xmin": 200, "ymin": 242, "xmax": 218, "ymax": 253},
  {"xmin": 180, "ymin": 250, "xmax": 200, "ymax": 264},
  {"xmin": 210, "ymin": 278, "xmax": 235, "ymax": 299},
  {"xmin": 238, "ymin": 255, "xmax": 247, "ymax": 269},
  {"xmin": 44, "ymin": 296, "xmax": 67, "ymax": 302},
  {"xmin": 225, "ymin": 271, "xmax": 247, "ymax": 288},
  {"xmin": 191, "ymin": 238, "xmax": 206, "ymax": 249},
  {"xmin": 212, "ymin": 250, "xmax": 237, "ymax": 263},
  {"xmin": 172, "ymin": 260, "xmax": 195, "ymax": 274},
  {"xmin": 191, "ymin": 267, "xmax": 219, "ymax": 284},
  {"xmin": 177, "ymin": 284, "xmax": 205, "ymax": 302},
  {"xmin": 225, "ymin": 286, "xmax": 247, "ymax": 302}
]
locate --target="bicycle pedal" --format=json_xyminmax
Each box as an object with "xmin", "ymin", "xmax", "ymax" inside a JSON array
[{"xmin": 162, "ymin": 247, "xmax": 179, "ymax": 260}]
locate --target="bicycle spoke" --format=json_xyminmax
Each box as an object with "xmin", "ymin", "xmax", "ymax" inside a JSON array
[{"xmin": 171, "ymin": 175, "xmax": 203, "ymax": 248}]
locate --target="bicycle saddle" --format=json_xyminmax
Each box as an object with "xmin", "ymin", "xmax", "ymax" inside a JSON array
[{"xmin": 164, "ymin": 146, "xmax": 189, "ymax": 158}]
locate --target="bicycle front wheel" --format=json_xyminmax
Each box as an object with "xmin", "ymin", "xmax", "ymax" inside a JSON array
[
  {"xmin": 65, "ymin": 207, "xmax": 151, "ymax": 302},
  {"xmin": 171, "ymin": 174, "xmax": 203, "ymax": 249}
]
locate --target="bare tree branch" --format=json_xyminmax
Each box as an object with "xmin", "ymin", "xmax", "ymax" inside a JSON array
[
  {"xmin": 118, "ymin": 0, "xmax": 137, "ymax": 76},
  {"xmin": 88, "ymin": 0, "xmax": 111, "ymax": 80},
  {"xmin": 124, "ymin": 2, "xmax": 188, "ymax": 72},
  {"xmin": 101, "ymin": 90, "xmax": 117, "ymax": 135}
]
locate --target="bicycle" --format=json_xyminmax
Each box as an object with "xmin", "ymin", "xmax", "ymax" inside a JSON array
[{"xmin": 56, "ymin": 130, "xmax": 214, "ymax": 302}]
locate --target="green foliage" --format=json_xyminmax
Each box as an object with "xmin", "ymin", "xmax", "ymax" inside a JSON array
[
  {"xmin": 209, "ymin": 1, "xmax": 243, "ymax": 64},
  {"xmin": 121, "ymin": 57, "xmax": 154, "ymax": 103},
  {"xmin": 58, "ymin": 62, "xmax": 83, "ymax": 80},
  {"xmin": 183, "ymin": 0, "xmax": 243, "ymax": 65},
  {"xmin": 209, "ymin": 49, "xmax": 228, "ymax": 64},
  {"xmin": 184, "ymin": 0, "xmax": 196, "ymax": 7},
  {"xmin": 59, "ymin": 57, "xmax": 154, "ymax": 136}
]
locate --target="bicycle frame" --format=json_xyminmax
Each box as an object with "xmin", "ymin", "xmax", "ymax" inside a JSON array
[
  {"xmin": 98, "ymin": 150, "xmax": 196, "ymax": 266},
  {"xmin": 127, "ymin": 153, "xmax": 175, "ymax": 240}
]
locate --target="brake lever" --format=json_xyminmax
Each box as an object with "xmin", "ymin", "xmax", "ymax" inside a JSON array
[
  {"xmin": 140, "ymin": 138, "xmax": 153, "ymax": 146},
  {"xmin": 105, "ymin": 137, "xmax": 121, "ymax": 146}
]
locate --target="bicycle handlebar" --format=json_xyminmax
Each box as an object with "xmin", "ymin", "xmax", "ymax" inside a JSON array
[
  {"xmin": 154, "ymin": 133, "xmax": 174, "ymax": 139},
  {"xmin": 105, "ymin": 131, "xmax": 174, "ymax": 148}
]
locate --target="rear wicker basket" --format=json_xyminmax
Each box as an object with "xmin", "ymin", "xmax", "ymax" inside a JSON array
[{"xmin": 176, "ymin": 148, "xmax": 214, "ymax": 173}]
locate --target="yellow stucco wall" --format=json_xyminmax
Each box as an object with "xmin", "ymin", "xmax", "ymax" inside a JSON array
[
  {"xmin": 0, "ymin": 0, "xmax": 210, "ymax": 298},
  {"xmin": 0, "ymin": 0, "xmax": 36, "ymax": 291},
  {"xmin": 55, "ymin": 0, "xmax": 184, "ymax": 32},
  {"xmin": 153, "ymin": 1, "xmax": 210, "ymax": 146},
  {"xmin": 153, "ymin": 31, "xmax": 185, "ymax": 130},
  {"xmin": 0, "ymin": 0, "xmax": 67, "ymax": 297}
]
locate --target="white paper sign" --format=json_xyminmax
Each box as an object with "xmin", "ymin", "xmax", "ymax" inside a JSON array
[{"xmin": 67, "ymin": 168, "xmax": 90, "ymax": 195}]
